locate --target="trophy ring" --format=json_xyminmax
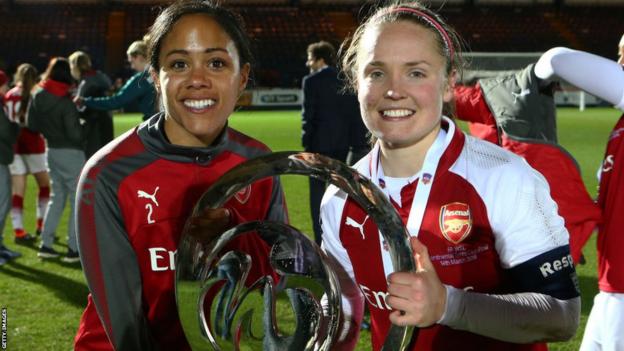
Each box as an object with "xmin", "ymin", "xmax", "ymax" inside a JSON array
[{"xmin": 176, "ymin": 151, "xmax": 417, "ymax": 350}]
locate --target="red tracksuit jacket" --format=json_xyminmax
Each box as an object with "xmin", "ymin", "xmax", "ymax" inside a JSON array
[{"xmin": 74, "ymin": 114, "xmax": 288, "ymax": 350}]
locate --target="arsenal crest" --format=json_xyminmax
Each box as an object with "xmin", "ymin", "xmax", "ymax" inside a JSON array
[
  {"xmin": 234, "ymin": 185, "xmax": 251, "ymax": 204},
  {"xmin": 439, "ymin": 202, "xmax": 472, "ymax": 244}
]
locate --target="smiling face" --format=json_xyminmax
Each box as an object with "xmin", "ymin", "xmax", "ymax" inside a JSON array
[
  {"xmin": 356, "ymin": 20, "xmax": 455, "ymax": 151},
  {"xmin": 154, "ymin": 13, "xmax": 249, "ymax": 147}
]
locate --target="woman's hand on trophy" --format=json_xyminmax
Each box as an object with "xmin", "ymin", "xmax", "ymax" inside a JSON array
[
  {"xmin": 386, "ymin": 237, "xmax": 447, "ymax": 327},
  {"xmin": 187, "ymin": 207, "xmax": 239, "ymax": 244}
]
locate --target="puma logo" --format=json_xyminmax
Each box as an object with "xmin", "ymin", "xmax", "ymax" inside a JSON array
[
  {"xmin": 511, "ymin": 88, "xmax": 530, "ymax": 103},
  {"xmin": 346, "ymin": 215, "xmax": 369, "ymax": 240},
  {"xmin": 138, "ymin": 187, "xmax": 160, "ymax": 207}
]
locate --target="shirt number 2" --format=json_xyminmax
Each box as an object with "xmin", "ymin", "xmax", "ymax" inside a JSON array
[{"xmin": 145, "ymin": 204, "xmax": 155, "ymax": 224}]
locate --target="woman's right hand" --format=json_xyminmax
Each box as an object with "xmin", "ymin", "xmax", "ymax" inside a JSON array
[{"xmin": 386, "ymin": 237, "xmax": 447, "ymax": 328}]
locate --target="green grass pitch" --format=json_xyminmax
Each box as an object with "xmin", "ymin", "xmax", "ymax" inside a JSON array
[{"xmin": 0, "ymin": 107, "xmax": 620, "ymax": 350}]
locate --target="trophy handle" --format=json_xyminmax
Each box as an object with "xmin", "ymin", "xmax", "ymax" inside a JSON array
[{"xmin": 176, "ymin": 151, "xmax": 417, "ymax": 350}]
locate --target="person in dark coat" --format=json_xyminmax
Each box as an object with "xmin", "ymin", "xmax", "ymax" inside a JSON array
[
  {"xmin": 69, "ymin": 51, "xmax": 113, "ymax": 158},
  {"xmin": 301, "ymin": 40, "xmax": 366, "ymax": 244},
  {"xmin": 345, "ymin": 94, "xmax": 370, "ymax": 166},
  {"xmin": 28, "ymin": 57, "xmax": 85, "ymax": 263}
]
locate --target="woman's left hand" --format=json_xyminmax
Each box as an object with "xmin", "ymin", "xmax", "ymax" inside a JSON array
[
  {"xmin": 386, "ymin": 237, "xmax": 447, "ymax": 327},
  {"xmin": 187, "ymin": 207, "xmax": 232, "ymax": 244}
]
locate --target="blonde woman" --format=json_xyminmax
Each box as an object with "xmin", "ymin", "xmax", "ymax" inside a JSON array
[{"xmin": 75, "ymin": 40, "xmax": 157, "ymax": 122}]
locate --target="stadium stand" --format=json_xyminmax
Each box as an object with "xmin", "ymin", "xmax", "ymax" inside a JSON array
[
  {"xmin": 0, "ymin": 4, "xmax": 107, "ymax": 72},
  {"xmin": 1, "ymin": 1, "xmax": 623, "ymax": 88}
]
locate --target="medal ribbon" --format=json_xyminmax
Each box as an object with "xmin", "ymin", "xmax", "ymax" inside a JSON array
[{"xmin": 368, "ymin": 117, "xmax": 456, "ymax": 277}]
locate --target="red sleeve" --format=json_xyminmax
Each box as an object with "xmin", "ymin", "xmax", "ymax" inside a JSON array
[
  {"xmin": 75, "ymin": 134, "xmax": 157, "ymax": 351},
  {"xmin": 74, "ymin": 297, "xmax": 115, "ymax": 351},
  {"xmin": 454, "ymin": 84, "xmax": 499, "ymax": 144}
]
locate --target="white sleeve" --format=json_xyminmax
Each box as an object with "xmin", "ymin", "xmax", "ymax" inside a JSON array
[
  {"xmin": 490, "ymin": 159, "xmax": 569, "ymax": 268},
  {"xmin": 456, "ymin": 138, "xmax": 571, "ymax": 268},
  {"xmin": 535, "ymin": 47, "xmax": 624, "ymax": 110},
  {"xmin": 439, "ymin": 154, "xmax": 580, "ymax": 342}
]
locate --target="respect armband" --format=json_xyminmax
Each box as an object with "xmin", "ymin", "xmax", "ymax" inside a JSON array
[{"xmin": 506, "ymin": 245, "xmax": 580, "ymax": 300}]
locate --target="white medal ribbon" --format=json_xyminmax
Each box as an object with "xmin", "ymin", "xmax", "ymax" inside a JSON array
[{"xmin": 369, "ymin": 117, "xmax": 456, "ymax": 278}]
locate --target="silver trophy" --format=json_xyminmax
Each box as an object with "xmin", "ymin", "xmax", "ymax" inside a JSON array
[{"xmin": 176, "ymin": 152, "xmax": 416, "ymax": 350}]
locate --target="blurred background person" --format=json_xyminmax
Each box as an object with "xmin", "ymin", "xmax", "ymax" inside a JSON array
[
  {"xmin": 301, "ymin": 40, "xmax": 365, "ymax": 244},
  {"xmin": 346, "ymin": 100, "xmax": 370, "ymax": 166},
  {"xmin": 533, "ymin": 40, "xmax": 624, "ymax": 351},
  {"xmin": 75, "ymin": 40, "xmax": 157, "ymax": 122},
  {"xmin": 0, "ymin": 69, "xmax": 22, "ymax": 264},
  {"xmin": 69, "ymin": 50, "xmax": 113, "ymax": 158},
  {"xmin": 110, "ymin": 77, "xmax": 124, "ymax": 95},
  {"xmin": 27, "ymin": 57, "xmax": 84, "ymax": 263},
  {"xmin": 453, "ymin": 59, "xmax": 601, "ymax": 265},
  {"xmin": 3, "ymin": 63, "xmax": 50, "ymax": 244}
]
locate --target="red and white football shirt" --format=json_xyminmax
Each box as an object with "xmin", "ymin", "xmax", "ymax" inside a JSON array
[
  {"xmin": 596, "ymin": 113, "xmax": 624, "ymax": 293},
  {"xmin": 4, "ymin": 86, "xmax": 46, "ymax": 154},
  {"xmin": 321, "ymin": 118, "xmax": 570, "ymax": 350}
]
